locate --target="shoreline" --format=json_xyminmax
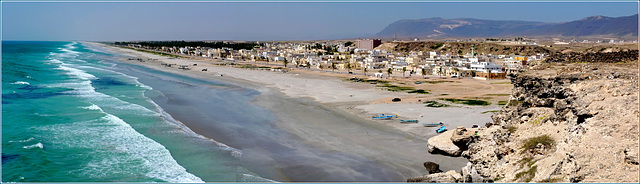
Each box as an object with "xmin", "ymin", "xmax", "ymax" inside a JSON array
[{"xmin": 87, "ymin": 42, "xmax": 505, "ymax": 181}]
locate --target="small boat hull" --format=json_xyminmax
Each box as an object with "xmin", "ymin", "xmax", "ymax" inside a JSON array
[{"xmin": 399, "ymin": 119, "xmax": 419, "ymax": 123}]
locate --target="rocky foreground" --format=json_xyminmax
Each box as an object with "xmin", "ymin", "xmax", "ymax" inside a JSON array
[{"xmin": 411, "ymin": 62, "xmax": 639, "ymax": 183}]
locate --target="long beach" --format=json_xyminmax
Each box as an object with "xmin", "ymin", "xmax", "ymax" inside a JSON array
[{"xmin": 88, "ymin": 42, "xmax": 501, "ymax": 181}]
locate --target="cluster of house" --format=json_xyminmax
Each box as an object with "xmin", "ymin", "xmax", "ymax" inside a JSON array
[{"xmin": 130, "ymin": 40, "xmax": 548, "ymax": 79}]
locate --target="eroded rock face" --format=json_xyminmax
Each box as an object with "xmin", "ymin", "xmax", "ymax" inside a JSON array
[{"xmin": 465, "ymin": 66, "xmax": 639, "ymax": 183}]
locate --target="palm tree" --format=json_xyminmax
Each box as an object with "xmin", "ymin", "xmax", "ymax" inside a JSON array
[
  {"xmin": 346, "ymin": 63, "xmax": 352, "ymax": 73},
  {"xmin": 283, "ymin": 58, "xmax": 289, "ymax": 68},
  {"xmin": 319, "ymin": 64, "xmax": 324, "ymax": 70},
  {"xmin": 331, "ymin": 63, "xmax": 336, "ymax": 72},
  {"xmin": 387, "ymin": 68, "xmax": 393, "ymax": 78},
  {"xmin": 402, "ymin": 67, "xmax": 407, "ymax": 77},
  {"xmin": 438, "ymin": 67, "xmax": 443, "ymax": 77},
  {"xmin": 364, "ymin": 68, "xmax": 368, "ymax": 76},
  {"xmin": 421, "ymin": 68, "xmax": 427, "ymax": 79}
]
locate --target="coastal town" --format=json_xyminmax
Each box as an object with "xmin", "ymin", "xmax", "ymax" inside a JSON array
[{"xmin": 116, "ymin": 39, "xmax": 557, "ymax": 80}]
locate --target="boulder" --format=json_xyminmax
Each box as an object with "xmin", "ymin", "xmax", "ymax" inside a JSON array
[
  {"xmin": 423, "ymin": 170, "xmax": 462, "ymax": 183},
  {"xmin": 427, "ymin": 130, "xmax": 462, "ymax": 156},
  {"xmin": 450, "ymin": 126, "xmax": 476, "ymax": 150},
  {"xmin": 423, "ymin": 162, "xmax": 443, "ymax": 174}
]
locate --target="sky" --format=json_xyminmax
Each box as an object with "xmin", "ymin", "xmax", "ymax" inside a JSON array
[{"xmin": 2, "ymin": 1, "xmax": 638, "ymax": 41}]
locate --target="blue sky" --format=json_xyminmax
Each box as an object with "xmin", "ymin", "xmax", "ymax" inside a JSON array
[{"xmin": 2, "ymin": 1, "xmax": 638, "ymax": 41}]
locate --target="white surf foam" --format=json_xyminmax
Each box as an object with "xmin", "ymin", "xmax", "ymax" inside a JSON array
[
  {"xmin": 11, "ymin": 81, "xmax": 30, "ymax": 85},
  {"xmin": 23, "ymin": 142, "xmax": 44, "ymax": 149},
  {"xmin": 10, "ymin": 137, "xmax": 34, "ymax": 143}
]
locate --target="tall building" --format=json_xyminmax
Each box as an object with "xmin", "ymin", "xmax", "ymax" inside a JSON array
[{"xmin": 357, "ymin": 39, "xmax": 382, "ymax": 50}]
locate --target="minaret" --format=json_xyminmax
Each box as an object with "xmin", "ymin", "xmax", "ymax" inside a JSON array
[{"xmin": 471, "ymin": 44, "xmax": 475, "ymax": 57}]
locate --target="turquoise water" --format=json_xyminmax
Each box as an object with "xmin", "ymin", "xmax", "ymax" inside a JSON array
[{"xmin": 2, "ymin": 41, "xmax": 268, "ymax": 182}]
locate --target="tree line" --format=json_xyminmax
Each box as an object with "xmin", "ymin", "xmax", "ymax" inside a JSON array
[{"xmin": 114, "ymin": 41, "xmax": 262, "ymax": 50}]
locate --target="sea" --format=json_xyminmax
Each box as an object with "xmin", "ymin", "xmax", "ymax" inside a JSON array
[{"xmin": 1, "ymin": 41, "xmax": 273, "ymax": 182}]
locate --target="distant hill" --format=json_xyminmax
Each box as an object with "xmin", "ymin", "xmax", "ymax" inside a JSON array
[{"xmin": 375, "ymin": 14, "xmax": 638, "ymax": 38}]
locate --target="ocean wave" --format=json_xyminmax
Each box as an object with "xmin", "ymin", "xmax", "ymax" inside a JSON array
[
  {"xmin": 11, "ymin": 81, "xmax": 30, "ymax": 85},
  {"xmin": 23, "ymin": 142, "xmax": 44, "ymax": 149},
  {"xmin": 81, "ymin": 104, "xmax": 102, "ymax": 111},
  {"xmin": 9, "ymin": 137, "xmax": 34, "ymax": 143},
  {"xmin": 58, "ymin": 65, "xmax": 97, "ymax": 80}
]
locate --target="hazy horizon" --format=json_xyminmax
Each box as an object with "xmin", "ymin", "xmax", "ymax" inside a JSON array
[{"xmin": 2, "ymin": 2, "xmax": 638, "ymax": 41}]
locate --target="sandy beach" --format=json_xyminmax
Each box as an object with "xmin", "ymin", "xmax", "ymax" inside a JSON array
[{"xmin": 88, "ymin": 42, "xmax": 510, "ymax": 181}]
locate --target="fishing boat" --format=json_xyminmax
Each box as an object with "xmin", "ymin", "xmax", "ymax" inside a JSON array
[
  {"xmin": 435, "ymin": 126, "xmax": 447, "ymax": 133},
  {"xmin": 422, "ymin": 122, "xmax": 444, "ymax": 127},
  {"xmin": 414, "ymin": 81, "xmax": 422, "ymax": 84},
  {"xmin": 377, "ymin": 114, "xmax": 397, "ymax": 118},
  {"xmin": 372, "ymin": 115, "xmax": 394, "ymax": 120},
  {"xmin": 399, "ymin": 119, "xmax": 419, "ymax": 123}
]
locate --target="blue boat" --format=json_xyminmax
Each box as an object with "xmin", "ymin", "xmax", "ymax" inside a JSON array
[
  {"xmin": 414, "ymin": 81, "xmax": 422, "ymax": 84},
  {"xmin": 435, "ymin": 126, "xmax": 447, "ymax": 133},
  {"xmin": 377, "ymin": 114, "xmax": 397, "ymax": 118},
  {"xmin": 372, "ymin": 115, "xmax": 394, "ymax": 120},
  {"xmin": 422, "ymin": 122, "xmax": 444, "ymax": 127},
  {"xmin": 399, "ymin": 119, "xmax": 419, "ymax": 123}
]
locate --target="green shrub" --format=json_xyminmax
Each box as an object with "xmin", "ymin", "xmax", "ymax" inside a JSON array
[
  {"xmin": 424, "ymin": 101, "xmax": 450, "ymax": 108},
  {"xmin": 408, "ymin": 89, "xmax": 430, "ymax": 94},
  {"xmin": 498, "ymin": 101, "xmax": 508, "ymax": 105},
  {"xmin": 515, "ymin": 165, "xmax": 537, "ymax": 182},
  {"xmin": 507, "ymin": 126, "xmax": 517, "ymax": 133},
  {"xmin": 508, "ymin": 100, "xmax": 523, "ymax": 106},
  {"xmin": 482, "ymin": 110, "xmax": 499, "ymax": 114},
  {"xmin": 521, "ymin": 135, "xmax": 554, "ymax": 152},
  {"xmin": 439, "ymin": 98, "xmax": 491, "ymax": 106}
]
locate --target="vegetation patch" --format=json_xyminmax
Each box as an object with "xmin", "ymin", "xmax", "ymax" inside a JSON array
[
  {"xmin": 508, "ymin": 100, "xmax": 523, "ymax": 106},
  {"xmin": 440, "ymin": 93, "xmax": 449, "ymax": 96},
  {"xmin": 517, "ymin": 157, "xmax": 536, "ymax": 168},
  {"xmin": 424, "ymin": 101, "xmax": 451, "ymax": 108},
  {"xmin": 515, "ymin": 165, "xmax": 537, "ymax": 182},
  {"xmin": 521, "ymin": 135, "xmax": 554, "ymax": 152},
  {"xmin": 491, "ymin": 82, "xmax": 512, "ymax": 85},
  {"xmin": 481, "ymin": 110, "xmax": 500, "ymax": 114},
  {"xmin": 498, "ymin": 101, "xmax": 508, "ymax": 105},
  {"xmin": 507, "ymin": 126, "xmax": 517, "ymax": 134},
  {"xmin": 529, "ymin": 115, "xmax": 548, "ymax": 125},
  {"xmin": 377, "ymin": 84, "xmax": 415, "ymax": 92},
  {"xmin": 423, "ymin": 80, "xmax": 456, "ymax": 84},
  {"xmin": 408, "ymin": 89, "xmax": 430, "ymax": 94},
  {"xmin": 439, "ymin": 98, "xmax": 491, "ymax": 106},
  {"xmin": 127, "ymin": 47, "xmax": 183, "ymax": 58},
  {"xmin": 485, "ymin": 93, "xmax": 511, "ymax": 96}
]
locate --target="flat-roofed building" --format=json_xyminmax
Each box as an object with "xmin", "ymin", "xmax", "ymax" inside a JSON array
[{"xmin": 357, "ymin": 39, "xmax": 382, "ymax": 50}]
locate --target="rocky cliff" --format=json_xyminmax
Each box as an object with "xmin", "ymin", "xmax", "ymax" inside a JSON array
[{"xmin": 411, "ymin": 62, "xmax": 639, "ymax": 182}]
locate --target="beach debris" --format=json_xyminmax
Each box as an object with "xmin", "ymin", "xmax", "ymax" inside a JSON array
[
  {"xmin": 392, "ymin": 98, "xmax": 402, "ymax": 102},
  {"xmin": 193, "ymin": 63, "xmax": 198, "ymax": 66},
  {"xmin": 202, "ymin": 68, "xmax": 208, "ymax": 71}
]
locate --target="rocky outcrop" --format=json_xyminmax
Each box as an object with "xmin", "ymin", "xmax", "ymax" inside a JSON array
[
  {"xmin": 545, "ymin": 50, "xmax": 639, "ymax": 63},
  {"xmin": 463, "ymin": 63, "xmax": 639, "ymax": 183},
  {"xmin": 450, "ymin": 126, "xmax": 477, "ymax": 150},
  {"xmin": 427, "ymin": 130, "xmax": 462, "ymax": 156},
  {"xmin": 422, "ymin": 170, "xmax": 462, "ymax": 183}
]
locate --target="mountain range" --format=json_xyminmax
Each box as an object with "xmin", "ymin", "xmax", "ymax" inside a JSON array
[{"xmin": 374, "ymin": 14, "xmax": 638, "ymax": 38}]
